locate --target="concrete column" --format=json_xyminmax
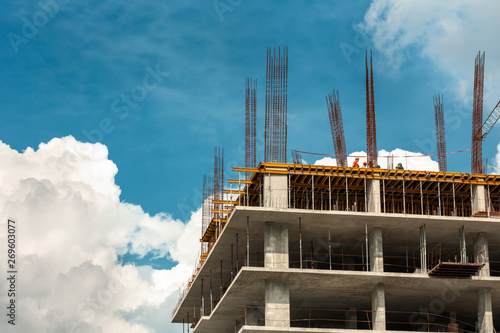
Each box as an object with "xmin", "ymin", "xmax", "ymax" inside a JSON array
[
  {"xmin": 471, "ymin": 184, "xmax": 486, "ymax": 215},
  {"xmin": 265, "ymin": 279, "xmax": 290, "ymax": 327},
  {"xmin": 372, "ymin": 283, "xmax": 386, "ymax": 331},
  {"xmin": 474, "ymin": 232, "xmax": 490, "ymax": 277},
  {"xmin": 263, "ymin": 173, "xmax": 288, "ymax": 209},
  {"xmin": 366, "ymin": 179, "xmax": 381, "ymax": 213},
  {"xmin": 264, "ymin": 222, "xmax": 289, "ymax": 269},
  {"xmin": 477, "ymin": 288, "xmax": 493, "ymax": 333},
  {"xmin": 369, "ymin": 227, "xmax": 384, "ymax": 272},
  {"xmin": 345, "ymin": 308, "xmax": 357, "ymax": 329}
]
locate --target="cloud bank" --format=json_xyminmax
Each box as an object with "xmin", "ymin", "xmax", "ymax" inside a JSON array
[{"xmin": 0, "ymin": 136, "xmax": 199, "ymax": 332}]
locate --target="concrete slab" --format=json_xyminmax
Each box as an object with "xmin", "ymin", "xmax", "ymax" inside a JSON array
[
  {"xmin": 188, "ymin": 267, "xmax": 500, "ymax": 333},
  {"xmin": 172, "ymin": 206, "xmax": 500, "ymax": 324},
  {"xmin": 239, "ymin": 327, "xmax": 416, "ymax": 333}
]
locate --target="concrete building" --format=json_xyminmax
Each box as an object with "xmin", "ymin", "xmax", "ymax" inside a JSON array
[{"xmin": 172, "ymin": 163, "xmax": 500, "ymax": 333}]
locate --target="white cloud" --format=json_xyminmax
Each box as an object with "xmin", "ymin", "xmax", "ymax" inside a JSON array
[
  {"xmin": 313, "ymin": 157, "xmax": 337, "ymax": 166},
  {"xmin": 314, "ymin": 148, "xmax": 439, "ymax": 171},
  {"xmin": 360, "ymin": 0, "xmax": 500, "ymax": 107},
  {"xmin": 376, "ymin": 148, "xmax": 439, "ymax": 171},
  {"xmin": 0, "ymin": 136, "xmax": 198, "ymax": 332}
]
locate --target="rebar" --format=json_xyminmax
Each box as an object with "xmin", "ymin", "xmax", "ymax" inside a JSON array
[
  {"xmin": 245, "ymin": 78, "xmax": 257, "ymax": 178},
  {"xmin": 326, "ymin": 90, "xmax": 347, "ymax": 167},
  {"xmin": 265, "ymin": 46, "xmax": 288, "ymax": 163},
  {"xmin": 433, "ymin": 94, "xmax": 447, "ymax": 172},
  {"xmin": 472, "ymin": 51, "xmax": 485, "ymax": 173},
  {"xmin": 365, "ymin": 50, "xmax": 378, "ymax": 168}
]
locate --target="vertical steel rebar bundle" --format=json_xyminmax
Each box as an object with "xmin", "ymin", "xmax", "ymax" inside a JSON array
[
  {"xmin": 433, "ymin": 94, "xmax": 447, "ymax": 172},
  {"xmin": 471, "ymin": 51, "xmax": 485, "ymax": 174},
  {"xmin": 365, "ymin": 50, "xmax": 377, "ymax": 168},
  {"xmin": 326, "ymin": 90, "xmax": 347, "ymax": 167},
  {"xmin": 265, "ymin": 46, "xmax": 288, "ymax": 163},
  {"xmin": 213, "ymin": 147, "xmax": 224, "ymax": 215},
  {"xmin": 201, "ymin": 174, "xmax": 212, "ymax": 254},
  {"xmin": 245, "ymin": 78, "xmax": 257, "ymax": 178}
]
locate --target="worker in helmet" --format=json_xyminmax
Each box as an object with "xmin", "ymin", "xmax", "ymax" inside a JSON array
[
  {"xmin": 352, "ymin": 157, "xmax": 359, "ymax": 168},
  {"xmin": 396, "ymin": 162, "xmax": 404, "ymax": 170},
  {"xmin": 363, "ymin": 161, "xmax": 368, "ymax": 167}
]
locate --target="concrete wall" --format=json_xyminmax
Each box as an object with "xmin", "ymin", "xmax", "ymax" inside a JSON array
[{"xmin": 263, "ymin": 173, "xmax": 288, "ymax": 209}]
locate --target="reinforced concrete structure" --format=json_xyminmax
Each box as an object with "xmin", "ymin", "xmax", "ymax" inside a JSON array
[{"xmin": 172, "ymin": 163, "xmax": 500, "ymax": 333}]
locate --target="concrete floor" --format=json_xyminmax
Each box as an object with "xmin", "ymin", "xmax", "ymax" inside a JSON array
[
  {"xmin": 189, "ymin": 267, "xmax": 500, "ymax": 333},
  {"xmin": 173, "ymin": 206, "xmax": 500, "ymax": 332}
]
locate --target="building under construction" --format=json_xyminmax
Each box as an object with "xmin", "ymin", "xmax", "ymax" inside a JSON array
[{"xmin": 171, "ymin": 49, "xmax": 500, "ymax": 333}]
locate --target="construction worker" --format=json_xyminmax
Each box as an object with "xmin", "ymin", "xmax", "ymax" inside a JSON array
[
  {"xmin": 352, "ymin": 157, "xmax": 359, "ymax": 168},
  {"xmin": 363, "ymin": 162, "xmax": 368, "ymax": 167},
  {"xmin": 396, "ymin": 162, "xmax": 404, "ymax": 170}
]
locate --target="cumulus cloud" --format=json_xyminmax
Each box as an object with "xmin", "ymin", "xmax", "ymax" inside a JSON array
[
  {"xmin": 360, "ymin": 0, "xmax": 500, "ymax": 107},
  {"xmin": 314, "ymin": 148, "xmax": 439, "ymax": 171},
  {"xmin": 0, "ymin": 136, "xmax": 198, "ymax": 332}
]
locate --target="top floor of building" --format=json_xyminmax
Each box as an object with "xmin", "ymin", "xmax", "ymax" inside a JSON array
[
  {"xmin": 172, "ymin": 162, "xmax": 500, "ymax": 333},
  {"xmin": 205, "ymin": 163, "xmax": 500, "ymax": 239}
]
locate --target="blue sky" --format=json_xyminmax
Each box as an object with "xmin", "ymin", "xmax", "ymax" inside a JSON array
[
  {"xmin": 2, "ymin": 1, "xmax": 500, "ymax": 332},
  {"xmin": 3, "ymin": 1, "xmax": 500, "ymax": 221}
]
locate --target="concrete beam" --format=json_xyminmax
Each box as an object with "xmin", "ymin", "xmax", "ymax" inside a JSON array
[
  {"xmin": 265, "ymin": 222, "xmax": 289, "ymax": 269},
  {"xmin": 369, "ymin": 228, "xmax": 383, "ymax": 272},
  {"xmin": 471, "ymin": 184, "xmax": 486, "ymax": 215},
  {"xmin": 366, "ymin": 179, "xmax": 381, "ymax": 213},
  {"xmin": 265, "ymin": 279, "xmax": 290, "ymax": 328},
  {"xmin": 474, "ymin": 232, "xmax": 490, "ymax": 277},
  {"xmin": 263, "ymin": 173, "xmax": 288, "ymax": 208},
  {"xmin": 372, "ymin": 283, "xmax": 386, "ymax": 331},
  {"xmin": 477, "ymin": 287, "xmax": 493, "ymax": 333}
]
